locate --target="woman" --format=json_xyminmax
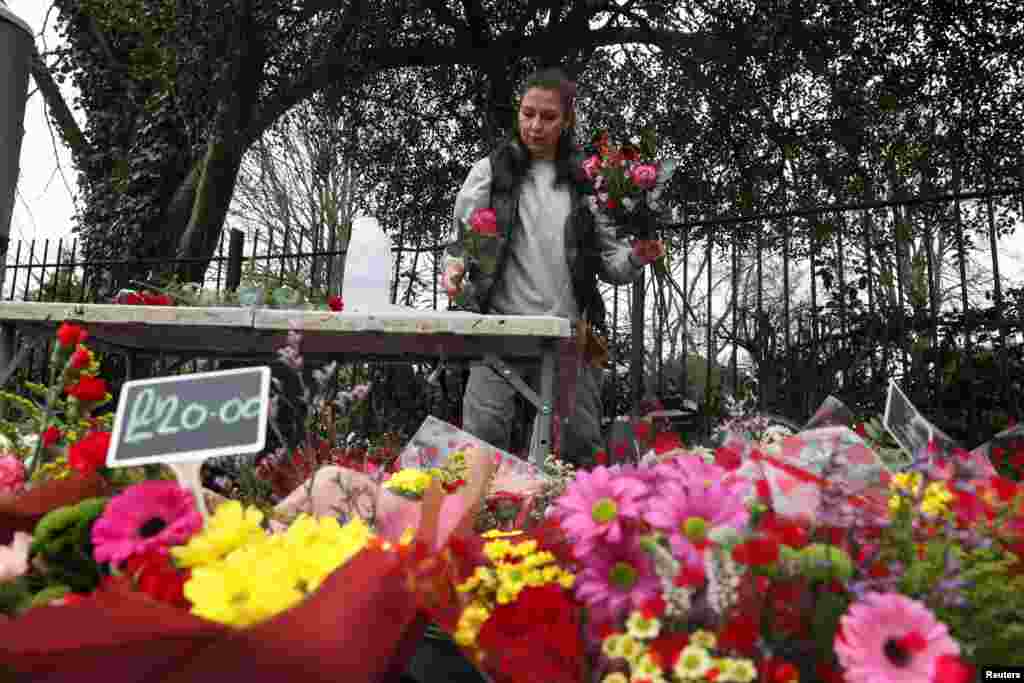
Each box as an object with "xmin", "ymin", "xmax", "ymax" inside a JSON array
[{"xmin": 444, "ymin": 67, "xmax": 665, "ymax": 467}]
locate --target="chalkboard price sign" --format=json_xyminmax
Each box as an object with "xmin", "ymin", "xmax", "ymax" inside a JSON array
[{"xmin": 108, "ymin": 366, "xmax": 271, "ymax": 467}]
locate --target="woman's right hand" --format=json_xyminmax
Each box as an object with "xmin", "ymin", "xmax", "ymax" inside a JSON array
[{"xmin": 440, "ymin": 260, "xmax": 465, "ymax": 298}]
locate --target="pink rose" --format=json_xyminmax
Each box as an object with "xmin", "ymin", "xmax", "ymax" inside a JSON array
[
  {"xmin": 629, "ymin": 163, "xmax": 659, "ymax": 190},
  {"xmin": 582, "ymin": 155, "xmax": 603, "ymax": 180},
  {"xmin": 469, "ymin": 207, "xmax": 498, "ymax": 236},
  {"xmin": 0, "ymin": 455, "xmax": 26, "ymax": 496}
]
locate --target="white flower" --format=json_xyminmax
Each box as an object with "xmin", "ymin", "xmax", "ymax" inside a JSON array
[
  {"xmin": 626, "ymin": 610, "xmax": 661, "ymax": 640},
  {"xmin": 0, "ymin": 434, "xmax": 10, "ymax": 451},
  {"xmin": 673, "ymin": 645, "xmax": 713, "ymax": 679}
]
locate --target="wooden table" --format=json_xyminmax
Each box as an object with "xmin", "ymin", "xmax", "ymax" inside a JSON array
[{"xmin": 0, "ymin": 302, "xmax": 573, "ymax": 467}]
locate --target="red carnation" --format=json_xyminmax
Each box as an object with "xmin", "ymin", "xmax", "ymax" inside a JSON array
[
  {"xmin": 41, "ymin": 425, "xmax": 62, "ymax": 447},
  {"xmin": 328, "ymin": 295, "xmax": 344, "ymax": 312},
  {"xmin": 647, "ymin": 632, "xmax": 690, "ymax": 670},
  {"xmin": 67, "ymin": 375, "xmax": 108, "ymax": 402},
  {"xmin": 69, "ymin": 345, "xmax": 91, "ymax": 369},
  {"xmin": 717, "ymin": 613, "xmax": 760, "ymax": 655},
  {"xmin": 731, "ymin": 535, "xmax": 780, "ymax": 566},
  {"xmin": 123, "ymin": 551, "xmax": 190, "ymax": 606},
  {"xmin": 653, "ymin": 431, "xmax": 682, "ymax": 455},
  {"xmin": 56, "ymin": 322, "xmax": 87, "ymax": 348},
  {"xmin": 68, "ymin": 430, "xmax": 112, "ymax": 475}
]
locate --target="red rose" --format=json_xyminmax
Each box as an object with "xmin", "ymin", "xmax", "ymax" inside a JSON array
[
  {"xmin": 328, "ymin": 295, "xmax": 344, "ymax": 311},
  {"xmin": 69, "ymin": 345, "xmax": 91, "ymax": 369},
  {"xmin": 115, "ymin": 291, "xmax": 145, "ymax": 305},
  {"xmin": 594, "ymin": 449, "xmax": 608, "ymax": 466},
  {"xmin": 68, "ymin": 430, "xmax": 112, "ymax": 475},
  {"xmin": 714, "ymin": 446, "xmax": 743, "ymax": 470},
  {"xmin": 653, "ymin": 431, "xmax": 682, "ymax": 454},
  {"xmin": 469, "ymin": 207, "xmax": 498, "ymax": 236},
  {"xmin": 56, "ymin": 322, "xmax": 87, "ymax": 348},
  {"xmin": 67, "ymin": 375, "xmax": 108, "ymax": 402},
  {"xmin": 606, "ymin": 197, "xmax": 620, "ymax": 210},
  {"xmin": 42, "ymin": 425, "xmax": 62, "ymax": 447}
]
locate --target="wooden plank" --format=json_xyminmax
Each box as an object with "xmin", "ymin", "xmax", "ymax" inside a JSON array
[
  {"xmin": 0, "ymin": 302, "xmax": 255, "ymax": 328},
  {"xmin": 252, "ymin": 308, "xmax": 571, "ymax": 338}
]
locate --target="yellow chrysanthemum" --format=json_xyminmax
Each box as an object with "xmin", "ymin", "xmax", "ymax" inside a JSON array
[
  {"xmin": 183, "ymin": 543, "xmax": 303, "ymax": 627},
  {"xmin": 510, "ymin": 540, "xmax": 538, "ymax": 557},
  {"xmin": 282, "ymin": 516, "xmax": 371, "ymax": 593},
  {"xmin": 921, "ymin": 481, "xmax": 954, "ymax": 517},
  {"xmin": 383, "ymin": 468, "xmax": 433, "ymax": 496},
  {"xmin": 602, "ymin": 674, "xmax": 629, "ymax": 683},
  {"xmin": 626, "ymin": 610, "xmax": 662, "ymax": 640},
  {"xmin": 455, "ymin": 602, "xmax": 491, "ymax": 647},
  {"xmin": 171, "ymin": 500, "xmax": 266, "ymax": 568},
  {"xmin": 673, "ymin": 645, "xmax": 713, "ymax": 680},
  {"xmin": 690, "ymin": 629, "xmax": 717, "ymax": 650},
  {"xmin": 558, "ymin": 572, "xmax": 575, "ymax": 590},
  {"xmin": 483, "ymin": 539, "xmax": 515, "ymax": 563},
  {"xmin": 523, "ymin": 550, "xmax": 556, "ymax": 568}
]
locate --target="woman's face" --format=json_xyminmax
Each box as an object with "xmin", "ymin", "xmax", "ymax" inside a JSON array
[{"xmin": 518, "ymin": 87, "xmax": 567, "ymax": 161}]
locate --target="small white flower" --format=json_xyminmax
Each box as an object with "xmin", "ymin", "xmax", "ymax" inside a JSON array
[
  {"xmin": 673, "ymin": 645, "xmax": 713, "ymax": 679},
  {"xmin": 626, "ymin": 610, "xmax": 661, "ymax": 640}
]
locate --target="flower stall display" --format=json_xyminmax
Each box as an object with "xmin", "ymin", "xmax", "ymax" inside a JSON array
[{"xmin": 410, "ymin": 395, "xmax": 1024, "ymax": 683}]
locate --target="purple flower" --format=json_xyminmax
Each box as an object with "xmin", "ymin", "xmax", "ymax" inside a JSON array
[{"xmin": 553, "ymin": 466, "xmax": 648, "ymax": 558}]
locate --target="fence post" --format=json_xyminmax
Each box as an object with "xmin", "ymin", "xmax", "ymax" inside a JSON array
[{"xmin": 226, "ymin": 228, "xmax": 244, "ymax": 291}]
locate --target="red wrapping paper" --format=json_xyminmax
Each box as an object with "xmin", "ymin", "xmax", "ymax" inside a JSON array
[
  {"xmin": 0, "ymin": 472, "xmax": 111, "ymax": 545},
  {"xmin": 0, "ymin": 546, "xmax": 426, "ymax": 682}
]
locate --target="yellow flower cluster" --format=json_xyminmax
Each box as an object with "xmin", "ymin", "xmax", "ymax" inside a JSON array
[
  {"xmin": 452, "ymin": 535, "xmax": 575, "ymax": 648},
  {"xmin": 383, "ymin": 468, "xmax": 435, "ymax": 496},
  {"xmin": 602, "ymin": 626, "xmax": 757, "ymax": 683},
  {"xmin": 888, "ymin": 472, "xmax": 954, "ymax": 517},
  {"xmin": 170, "ymin": 501, "xmax": 372, "ymax": 627}
]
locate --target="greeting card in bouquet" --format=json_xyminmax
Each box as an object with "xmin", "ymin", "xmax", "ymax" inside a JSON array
[
  {"xmin": 884, "ymin": 381, "xmax": 996, "ymax": 479},
  {"xmin": 725, "ymin": 399, "xmax": 893, "ymax": 525},
  {"xmin": 399, "ymin": 416, "xmax": 548, "ymax": 494}
]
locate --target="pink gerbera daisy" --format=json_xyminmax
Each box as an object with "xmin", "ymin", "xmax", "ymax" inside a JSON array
[
  {"xmin": 574, "ymin": 532, "xmax": 660, "ymax": 619},
  {"xmin": 835, "ymin": 592, "xmax": 960, "ymax": 683},
  {"xmin": 644, "ymin": 459, "xmax": 751, "ymax": 569},
  {"xmin": 552, "ymin": 466, "xmax": 648, "ymax": 558},
  {"xmin": 91, "ymin": 481, "xmax": 203, "ymax": 567}
]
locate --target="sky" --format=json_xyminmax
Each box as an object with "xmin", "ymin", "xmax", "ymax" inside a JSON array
[{"xmin": 5, "ymin": 0, "xmax": 1023, "ymax": 282}]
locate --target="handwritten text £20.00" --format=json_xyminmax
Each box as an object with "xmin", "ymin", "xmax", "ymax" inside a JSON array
[{"xmin": 124, "ymin": 388, "xmax": 262, "ymax": 444}]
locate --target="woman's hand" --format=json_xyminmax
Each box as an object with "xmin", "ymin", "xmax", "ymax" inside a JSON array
[
  {"xmin": 440, "ymin": 260, "xmax": 466, "ymax": 298},
  {"xmin": 631, "ymin": 239, "xmax": 665, "ymax": 267}
]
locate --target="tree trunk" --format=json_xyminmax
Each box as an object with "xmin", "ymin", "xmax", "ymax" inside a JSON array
[{"xmin": 173, "ymin": 134, "xmax": 246, "ymax": 283}]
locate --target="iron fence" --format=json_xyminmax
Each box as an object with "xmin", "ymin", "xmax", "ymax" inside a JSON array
[{"xmin": 3, "ymin": 183, "xmax": 1024, "ymax": 446}]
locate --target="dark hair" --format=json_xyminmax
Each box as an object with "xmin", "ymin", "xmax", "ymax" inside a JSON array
[{"xmin": 499, "ymin": 67, "xmax": 583, "ymax": 190}]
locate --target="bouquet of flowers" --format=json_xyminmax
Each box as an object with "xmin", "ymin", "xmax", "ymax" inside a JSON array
[{"xmin": 581, "ymin": 129, "xmax": 678, "ymax": 242}]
